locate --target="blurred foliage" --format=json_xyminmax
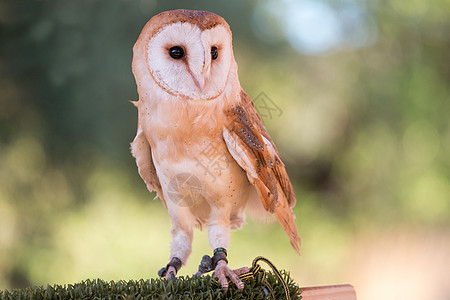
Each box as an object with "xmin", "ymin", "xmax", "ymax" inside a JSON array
[{"xmin": 0, "ymin": 0, "xmax": 449, "ymax": 299}]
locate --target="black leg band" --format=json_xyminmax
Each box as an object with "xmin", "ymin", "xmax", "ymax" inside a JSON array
[
  {"xmin": 158, "ymin": 257, "xmax": 182, "ymax": 278},
  {"xmin": 212, "ymin": 248, "xmax": 228, "ymax": 268}
]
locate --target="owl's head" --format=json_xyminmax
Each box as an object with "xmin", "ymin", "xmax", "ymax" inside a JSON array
[{"xmin": 133, "ymin": 10, "xmax": 235, "ymax": 101}]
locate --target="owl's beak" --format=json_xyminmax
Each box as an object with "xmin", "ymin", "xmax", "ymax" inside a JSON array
[{"xmin": 193, "ymin": 74, "xmax": 206, "ymax": 91}]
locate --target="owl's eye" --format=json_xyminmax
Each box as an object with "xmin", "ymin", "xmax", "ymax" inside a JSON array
[
  {"xmin": 169, "ymin": 46, "xmax": 184, "ymax": 59},
  {"xmin": 211, "ymin": 46, "xmax": 218, "ymax": 60}
]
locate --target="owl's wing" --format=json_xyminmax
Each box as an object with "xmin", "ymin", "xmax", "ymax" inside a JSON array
[
  {"xmin": 131, "ymin": 115, "xmax": 167, "ymax": 209},
  {"xmin": 223, "ymin": 90, "xmax": 301, "ymax": 253}
]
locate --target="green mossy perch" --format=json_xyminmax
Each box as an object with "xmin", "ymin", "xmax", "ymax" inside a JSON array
[{"xmin": 0, "ymin": 271, "xmax": 301, "ymax": 300}]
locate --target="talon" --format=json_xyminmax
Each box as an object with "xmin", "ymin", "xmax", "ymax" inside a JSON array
[
  {"xmin": 236, "ymin": 281, "xmax": 244, "ymax": 291},
  {"xmin": 213, "ymin": 260, "xmax": 246, "ymax": 291},
  {"xmin": 234, "ymin": 267, "xmax": 250, "ymax": 276},
  {"xmin": 160, "ymin": 257, "xmax": 182, "ymax": 280},
  {"xmin": 164, "ymin": 266, "xmax": 177, "ymax": 280}
]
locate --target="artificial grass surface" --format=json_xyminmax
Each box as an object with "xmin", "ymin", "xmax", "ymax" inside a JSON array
[{"xmin": 0, "ymin": 270, "xmax": 301, "ymax": 299}]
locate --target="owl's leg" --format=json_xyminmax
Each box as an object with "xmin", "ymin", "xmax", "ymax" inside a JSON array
[
  {"xmin": 160, "ymin": 215, "xmax": 194, "ymax": 280},
  {"xmin": 208, "ymin": 217, "xmax": 249, "ymax": 291}
]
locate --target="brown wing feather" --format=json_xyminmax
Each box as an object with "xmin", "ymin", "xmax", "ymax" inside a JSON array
[
  {"xmin": 224, "ymin": 90, "xmax": 301, "ymax": 253},
  {"xmin": 239, "ymin": 91, "xmax": 296, "ymax": 207}
]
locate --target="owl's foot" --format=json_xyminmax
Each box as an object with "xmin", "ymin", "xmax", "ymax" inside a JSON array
[
  {"xmin": 213, "ymin": 260, "xmax": 250, "ymax": 291},
  {"xmin": 158, "ymin": 257, "xmax": 182, "ymax": 280},
  {"xmin": 164, "ymin": 265, "xmax": 177, "ymax": 280}
]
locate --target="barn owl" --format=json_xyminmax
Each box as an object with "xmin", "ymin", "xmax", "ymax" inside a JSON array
[{"xmin": 131, "ymin": 9, "xmax": 301, "ymax": 290}]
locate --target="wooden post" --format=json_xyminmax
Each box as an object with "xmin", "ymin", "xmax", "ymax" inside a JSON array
[{"xmin": 301, "ymin": 284, "xmax": 357, "ymax": 300}]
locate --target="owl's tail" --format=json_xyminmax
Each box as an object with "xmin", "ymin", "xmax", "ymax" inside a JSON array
[{"xmin": 274, "ymin": 199, "xmax": 301, "ymax": 255}]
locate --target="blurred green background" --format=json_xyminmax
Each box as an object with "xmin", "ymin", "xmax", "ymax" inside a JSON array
[{"xmin": 0, "ymin": 0, "xmax": 449, "ymax": 299}]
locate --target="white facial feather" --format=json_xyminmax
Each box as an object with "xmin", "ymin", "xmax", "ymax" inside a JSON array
[
  {"xmin": 201, "ymin": 26, "xmax": 232, "ymax": 97},
  {"xmin": 147, "ymin": 22, "xmax": 232, "ymax": 100}
]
